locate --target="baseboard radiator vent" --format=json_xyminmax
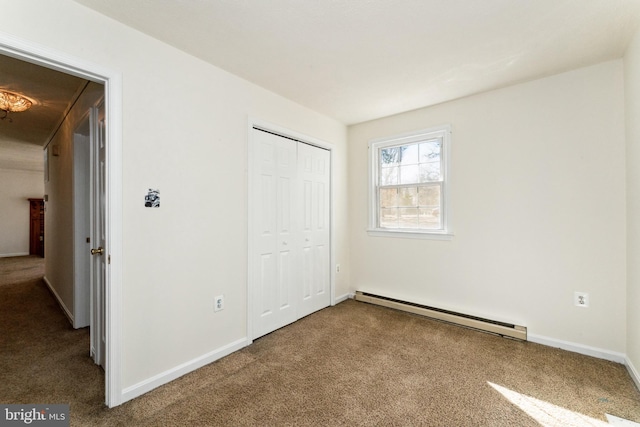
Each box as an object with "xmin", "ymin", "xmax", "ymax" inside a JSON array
[{"xmin": 354, "ymin": 291, "xmax": 527, "ymax": 341}]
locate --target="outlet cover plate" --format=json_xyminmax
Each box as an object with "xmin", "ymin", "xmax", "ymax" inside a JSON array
[
  {"xmin": 214, "ymin": 295, "xmax": 224, "ymax": 312},
  {"xmin": 574, "ymin": 291, "xmax": 589, "ymax": 308}
]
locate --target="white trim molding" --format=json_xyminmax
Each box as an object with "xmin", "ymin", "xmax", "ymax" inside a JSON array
[
  {"xmin": 366, "ymin": 230, "xmax": 454, "ymax": 240},
  {"xmin": 334, "ymin": 292, "xmax": 355, "ymax": 304},
  {"xmin": 121, "ymin": 338, "xmax": 249, "ymax": 404},
  {"xmin": 0, "ymin": 253, "xmax": 30, "ymax": 258},
  {"xmin": 626, "ymin": 356, "xmax": 640, "ymax": 392},
  {"xmin": 528, "ymin": 333, "xmax": 626, "ymax": 364},
  {"xmin": 43, "ymin": 276, "xmax": 74, "ymax": 325},
  {"xmin": 0, "ymin": 30, "xmax": 124, "ymax": 408}
]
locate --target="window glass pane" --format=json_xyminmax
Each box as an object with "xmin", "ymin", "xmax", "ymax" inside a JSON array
[
  {"xmin": 380, "ymin": 147, "xmax": 402, "ymax": 166},
  {"xmin": 419, "ymin": 162, "xmax": 440, "ymax": 182},
  {"xmin": 418, "ymin": 207, "xmax": 441, "ymax": 229},
  {"xmin": 419, "ymin": 140, "xmax": 441, "ymax": 182},
  {"xmin": 380, "ymin": 208, "xmax": 398, "ymax": 228},
  {"xmin": 400, "ymin": 144, "xmax": 418, "ymax": 165},
  {"xmin": 398, "ymin": 187, "xmax": 417, "ymax": 207},
  {"xmin": 380, "ymin": 166, "xmax": 399, "ymax": 185},
  {"xmin": 380, "ymin": 188, "xmax": 398, "ymax": 208},
  {"xmin": 419, "ymin": 140, "xmax": 441, "ymax": 162},
  {"xmin": 398, "ymin": 208, "xmax": 419, "ymax": 228},
  {"xmin": 399, "ymin": 164, "xmax": 420, "ymax": 184},
  {"xmin": 418, "ymin": 185, "xmax": 440, "ymax": 207}
]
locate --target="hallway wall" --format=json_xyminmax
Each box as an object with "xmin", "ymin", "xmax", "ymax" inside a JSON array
[{"xmin": 0, "ymin": 143, "xmax": 43, "ymax": 257}]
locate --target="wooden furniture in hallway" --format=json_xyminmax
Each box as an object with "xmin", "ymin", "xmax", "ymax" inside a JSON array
[{"xmin": 28, "ymin": 198, "xmax": 44, "ymax": 257}]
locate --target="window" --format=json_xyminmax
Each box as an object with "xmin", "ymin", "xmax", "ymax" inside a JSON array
[{"xmin": 368, "ymin": 125, "xmax": 452, "ymax": 239}]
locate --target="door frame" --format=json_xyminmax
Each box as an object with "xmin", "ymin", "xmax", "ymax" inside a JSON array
[
  {"xmin": 0, "ymin": 31, "xmax": 124, "ymax": 407},
  {"xmin": 247, "ymin": 118, "xmax": 336, "ymax": 342}
]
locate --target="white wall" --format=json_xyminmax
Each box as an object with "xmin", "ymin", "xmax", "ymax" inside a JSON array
[
  {"xmin": 44, "ymin": 82, "xmax": 103, "ymax": 322},
  {"xmin": 0, "ymin": 0, "xmax": 348, "ymax": 397},
  {"xmin": 625, "ymin": 28, "xmax": 640, "ymax": 385},
  {"xmin": 0, "ymin": 163, "xmax": 44, "ymax": 257},
  {"xmin": 348, "ymin": 61, "xmax": 626, "ymax": 354}
]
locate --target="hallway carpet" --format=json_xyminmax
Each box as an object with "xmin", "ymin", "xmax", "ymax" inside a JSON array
[{"xmin": 1, "ymin": 256, "xmax": 639, "ymax": 426}]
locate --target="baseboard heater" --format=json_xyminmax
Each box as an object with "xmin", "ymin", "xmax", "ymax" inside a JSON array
[{"xmin": 354, "ymin": 291, "xmax": 527, "ymax": 341}]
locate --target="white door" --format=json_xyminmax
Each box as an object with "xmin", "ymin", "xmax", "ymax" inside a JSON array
[
  {"xmin": 298, "ymin": 142, "xmax": 331, "ymax": 318},
  {"xmin": 251, "ymin": 127, "xmax": 331, "ymax": 339},
  {"xmin": 252, "ymin": 129, "xmax": 299, "ymax": 339},
  {"xmin": 72, "ymin": 125, "xmax": 91, "ymax": 329},
  {"xmin": 90, "ymin": 101, "xmax": 106, "ymax": 369}
]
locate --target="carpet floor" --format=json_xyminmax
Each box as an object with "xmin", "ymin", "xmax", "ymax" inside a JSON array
[{"xmin": 1, "ymin": 256, "xmax": 639, "ymax": 426}]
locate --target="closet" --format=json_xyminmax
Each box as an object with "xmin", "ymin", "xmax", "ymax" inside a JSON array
[{"xmin": 250, "ymin": 127, "xmax": 331, "ymax": 339}]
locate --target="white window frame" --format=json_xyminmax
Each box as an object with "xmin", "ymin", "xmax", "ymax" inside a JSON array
[{"xmin": 368, "ymin": 124, "xmax": 453, "ymax": 240}]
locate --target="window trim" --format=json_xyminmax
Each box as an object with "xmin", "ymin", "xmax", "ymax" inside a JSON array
[{"xmin": 367, "ymin": 124, "xmax": 453, "ymax": 240}]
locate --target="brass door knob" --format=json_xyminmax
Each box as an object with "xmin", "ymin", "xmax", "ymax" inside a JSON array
[{"xmin": 91, "ymin": 247, "xmax": 104, "ymax": 256}]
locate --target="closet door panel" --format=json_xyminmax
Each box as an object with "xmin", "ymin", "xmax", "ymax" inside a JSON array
[
  {"xmin": 298, "ymin": 143, "xmax": 331, "ymax": 318},
  {"xmin": 252, "ymin": 130, "xmax": 298, "ymax": 338}
]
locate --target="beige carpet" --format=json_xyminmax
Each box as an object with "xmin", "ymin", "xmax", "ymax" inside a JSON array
[{"xmin": 1, "ymin": 256, "xmax": 639, "ymax": 426}]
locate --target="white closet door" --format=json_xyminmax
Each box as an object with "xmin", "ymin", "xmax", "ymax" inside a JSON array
[
  {"xmin": 252, "ymin": 130, "xmax": 299, "ymax": 339},
  {"xmin": 298, "ymin": 142, "xmax": 331, "ymax": 318}
]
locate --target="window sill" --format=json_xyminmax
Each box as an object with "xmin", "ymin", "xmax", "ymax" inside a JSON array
[{"xmin": 367, "ymin": 228, "xmax": 454, "ymax": 240}]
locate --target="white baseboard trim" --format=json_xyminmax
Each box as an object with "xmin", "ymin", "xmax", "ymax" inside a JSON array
[
  {"xmin": 528, "ymin": 333, "xmax": 626, "ymax": 364},
  {"xmin": 0, "ymin": 252, "xmax": 29, "ymax": 258},
  {"xmin": 121, "ymin": 337, "xmax": 249, "ymax": 404},
  {"xmin": 334, "ymin": 292, "xmax": 355, "ymax": 304},
  {"xmin": 43, "ymin": 276, "xmax": 74, "ymax": 325},
  {"xmin": 626, "ymin": 356, "xmax": 640, "ymax": 392}
]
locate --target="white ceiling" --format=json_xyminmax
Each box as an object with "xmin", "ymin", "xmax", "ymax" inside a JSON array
[
  {"xmin": 0, "ymin": 54, "xmax": 88, "ymax": 171},
  {"xmin": 73, "ymin": 0, "xmax": 640, "ymax": 124},
  {"xmin": 0, "ymin": 54, "xmax": 87, "ymax": 146}
]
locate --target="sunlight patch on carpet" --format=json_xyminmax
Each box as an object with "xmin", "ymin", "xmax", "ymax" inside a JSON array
[{"xmin": 488, "ymin": 382, "xmax": 609, "ymax": 427}]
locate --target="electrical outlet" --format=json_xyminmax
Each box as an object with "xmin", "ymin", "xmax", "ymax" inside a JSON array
[
  {"xmin": 574, "ymin": 292, "xmax": 589, "ymax": 308},
  {"xmin": 214, "ymin": 295, "xmax": 224, "ymax": 312}
]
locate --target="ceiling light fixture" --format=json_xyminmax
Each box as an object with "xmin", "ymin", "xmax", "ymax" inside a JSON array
[{"xmin": 0, "ymin": 90, "xmax": 34, "ymax": 122}]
